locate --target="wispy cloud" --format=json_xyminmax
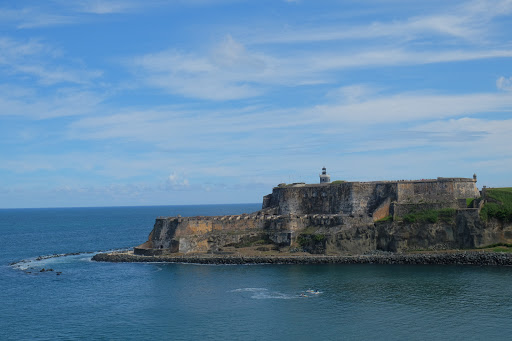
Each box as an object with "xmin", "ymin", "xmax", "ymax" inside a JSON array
[
  {"xmin": 130, "ymin": 35, "xmax": 272, "ymax": 100},
  {"xmin": 250, "ymin": 0, "xmax": 512, "ymax": 45},
  {"xmin": 0, "ymin": 0, "xmax": 246, "ymax": 29},
  {"xmin": 0, "ymin": 86, "xmax": 106, "ymax": 118},
  {"xmin": 64, "ymin": 88, "xmax": 512, "ymax": 162},
  {"xmin": 0, "ymin": 37, "xmax": 102, "ymax": 85},
  {"xmin": 311, "ymin": 91, "xmax": 512, "ymax": 124},
  {"xmin": 71, "ymin": 0, "xmax": 146, "ymax": 14},
  {"xmin": 128, "ymin": 32, "xmax": 512, "ymax": 100},
  {"xmin": 0, "ymin": 7, "xmax": 76, "ymax": 29}
]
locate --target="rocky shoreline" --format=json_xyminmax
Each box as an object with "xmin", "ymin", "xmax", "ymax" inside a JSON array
[{"xmin": 92, "ymin": 251, "xmax": 512, "ymax": 266}]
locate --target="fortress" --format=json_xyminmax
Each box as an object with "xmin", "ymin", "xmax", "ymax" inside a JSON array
[{"xmin": 132, "ymin": 169, "xmax": 511, "ymax": 256}]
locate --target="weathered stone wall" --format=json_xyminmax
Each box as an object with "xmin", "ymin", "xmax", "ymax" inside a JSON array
[
  {"xmin": 262, "ymin": 178, "xmax": 478, "ymax": 217},
  {"xmin": 391, "ymin": 202, "xmax": 460, "ymax": 218},
  {"xmin": 136, "ymin": 213, "xmax": 314, "ymax": 254},
  {"xmin": 135, "ymin": 209, "xmax": 512, "ymax": 255},
  {"xmin": 263, "ymin": 182, "xmax": 397, "ymax": 217},
  {"xmin": 396, "ymin": 178, "xmax": 478, "ymax": 204}
]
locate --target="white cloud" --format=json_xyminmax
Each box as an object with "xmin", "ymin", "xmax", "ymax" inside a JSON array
[
  {"xmin": 168, "ymin": 172, "xmax": 190, "ymax": 188},
  {"xmin": 497, "ymin": 76, "xmax": 512, "ymax": 91},
  {"xmin": 0, "ymin": 37, "xmax": 102, "ymax": 85},
  {"xmin": 130, "ymin": 36, "xmax": 272, "ymax": 100},
  {"xmin": 212, "ymin": 35, "xmax": 265, "ymax": 71}
]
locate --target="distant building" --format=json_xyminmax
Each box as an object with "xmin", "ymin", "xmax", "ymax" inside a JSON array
[{"xmin": 319, "ymin": 167, "xmax": 330, "ymax": 183}]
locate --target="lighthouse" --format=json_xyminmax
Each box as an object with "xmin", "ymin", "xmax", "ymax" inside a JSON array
[{"xmin": 319, "ymin": 167, "xmax": 331, "ymax": 184}]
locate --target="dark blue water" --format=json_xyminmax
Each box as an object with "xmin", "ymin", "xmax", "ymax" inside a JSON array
[{"xmin": 2, "ymin": 205, "xmax": 512, "ymax": 340}]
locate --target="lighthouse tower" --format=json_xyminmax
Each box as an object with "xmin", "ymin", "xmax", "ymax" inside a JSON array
[{"xmin": 319, "ymin": 167, "xmax": 331, "ymax": 184}]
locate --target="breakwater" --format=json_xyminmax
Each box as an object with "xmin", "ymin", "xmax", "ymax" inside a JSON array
[{"xmin": 92, "ymin": 251, "xmax": 512, "ymax": 266}]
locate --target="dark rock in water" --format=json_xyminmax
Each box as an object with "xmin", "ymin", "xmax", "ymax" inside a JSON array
[{"xmin": 38, "ymin": 268, "xmax": 54, "ymax": 272}]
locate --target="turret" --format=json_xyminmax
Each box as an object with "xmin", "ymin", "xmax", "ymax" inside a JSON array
[{"xmin": 319, "ymin": 167, "xmax": 331, "ymax": 184}]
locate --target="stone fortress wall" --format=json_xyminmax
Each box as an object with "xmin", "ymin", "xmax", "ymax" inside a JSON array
[
  {"xmin": 134, "ymin": 176, "xmax": 482, "ymax": 255},
  {"xmin": 262, "ymin": 177, "xmax": 479, "ymax": 219}
]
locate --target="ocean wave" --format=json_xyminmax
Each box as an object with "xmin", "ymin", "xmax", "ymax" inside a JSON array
[{"xmin": 9, "ymin": 248, "xmax": 131, "ymax": 273}]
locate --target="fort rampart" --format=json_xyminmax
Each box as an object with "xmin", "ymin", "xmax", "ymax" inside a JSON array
[{"xmin": 135, "ymin": 177, "xmax": 484, "ymax": 255}]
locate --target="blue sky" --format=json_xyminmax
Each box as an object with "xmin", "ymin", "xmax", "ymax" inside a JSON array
[{"xmin": 1, "ymin": 0, "xmax": 512, "ymax": 208}]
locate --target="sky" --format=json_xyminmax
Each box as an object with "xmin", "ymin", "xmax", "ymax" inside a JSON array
[{"xmin": 1, "ymin": 0, "xmax": 512, "ymax": 208}]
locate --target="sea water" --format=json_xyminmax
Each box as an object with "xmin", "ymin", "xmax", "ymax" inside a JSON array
[{"xmin": 1, "ymin": 205, "xmax": 512, "ymax": 341}]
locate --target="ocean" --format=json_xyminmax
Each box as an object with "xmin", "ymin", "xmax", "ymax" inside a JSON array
[{"xmin": 1, "ymin": 204, "xmax": 512, "ymax": 341}]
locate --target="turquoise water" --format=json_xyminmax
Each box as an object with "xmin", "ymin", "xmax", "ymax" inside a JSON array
[{"xmin": 2, "ymin": 205, "xmax": 512, "ymax": 340}]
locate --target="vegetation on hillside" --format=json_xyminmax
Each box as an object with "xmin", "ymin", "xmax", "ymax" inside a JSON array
[
  {"xmin": 331, "ymin": 180, "xmax": 346, "ymax": 184},
  {"xmin": 402, "ymin": 208, "xmax": 457, "ymax": 224},
  {"xmin": 375, "ymin": 215, "xmax": 393, "ymax": 223},
  {"xmin": 297, "ymin": 232, "xmax": 326, "ymax": 248},
  {"xmin": 480, "ymin": 188, "xmax": 512, "ymax": 222}
]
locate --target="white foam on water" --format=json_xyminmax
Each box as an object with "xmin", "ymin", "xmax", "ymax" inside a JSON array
[
  {"xmin": 230, "ymin": 287, "xmax": 268, "ymax": 293},
  {"xmin": 230, "ymin": 287, "xmax": 297, "ymax": 300},
  {"xmin": 251, "ymin": 291, "xmax": 296, "ymax": 300},
  {"xmin": 10, "ymin": 249, "xmax": 128, "ymax": 272}
]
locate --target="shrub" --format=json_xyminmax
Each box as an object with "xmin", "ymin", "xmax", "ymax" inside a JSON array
[
  {"xmin": 313, "ymin": 234, "xmax": 326, "ymax": 242},
  {"xmin": 403, "ymin": 213, "xmax": 417, "ymax": 223},
  {"xmin": 481, "ymin": 188, "xmax": 512, "ymax": 222},
  {"xmin": 438, "ymin": 208, "xmax": 456, "ymax": 223},
  {"xmin": 297, "ymin": 233, "xmax": 325, "ymax": 246}
]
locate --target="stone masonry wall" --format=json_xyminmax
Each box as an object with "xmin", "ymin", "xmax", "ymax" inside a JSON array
[
  {"xmin": 263, "ymin": 182, "xmax": 397, "ymax": 216},
  {"xmin": 396, "ymin": 178, "xmax": 478, "ymax": 204}
]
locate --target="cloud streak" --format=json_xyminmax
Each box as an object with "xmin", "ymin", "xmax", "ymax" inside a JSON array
[{"xmin": 0, "ymin": 37, "xmax": 102, "ymax": 85}]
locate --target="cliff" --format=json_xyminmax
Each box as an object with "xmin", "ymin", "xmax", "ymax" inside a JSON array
[{"xmin": 134, "ymin": 177, "xmax": 512, "ymax": 255}]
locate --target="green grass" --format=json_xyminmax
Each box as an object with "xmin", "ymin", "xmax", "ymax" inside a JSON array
[
  {"xmin": 490, "ymin": 247, "xmax": 512, "ymax": 253},
  {"xmin": 402, "ymin": 208, "xmax": 456, "ymax": 224},
  {"xmin": 466, "ymin": 198, "xmax": 475, "ymax": 207},
  {"xmin": 478, "ymin": 243, "xmax": 512, "ymax": 253},
  {"xmin": 375, "ymin": 215, "xmax": 393, "ymax": 223},
  {"xmin": 331, "ymin": 180, "xmax": 345, "ymax": 184},
  {"xmin": 480, "ymin": 188, "xmax": 512, "ymax": 222}
]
